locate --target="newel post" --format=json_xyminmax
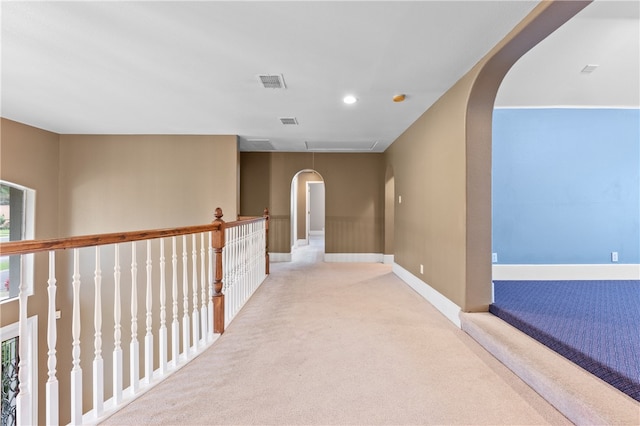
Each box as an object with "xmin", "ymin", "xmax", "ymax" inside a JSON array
[
  {"xmin": 263, "ymin": 207, "xmax": 270, "ymax": 275},
  {"xmin": 212, "ymin": 208, "xmax": 226, "ymax": 334}
]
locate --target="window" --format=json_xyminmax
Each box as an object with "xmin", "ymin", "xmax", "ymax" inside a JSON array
[
  {"xmin": 0, "ymin": 317, "xmax": 38, "ymax": 426},
  {"xmin": 0, "ymin": 181, "xmax": 35, "ymax": 303}
]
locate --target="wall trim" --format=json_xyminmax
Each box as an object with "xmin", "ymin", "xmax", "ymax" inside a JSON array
[
  {"xmin": 392, "ymin": 263, "xmax": 461, "ymax": 328},
  {"xmin": 492, "ymin": 264, "xmax": 640, "ymax": 281},
  {"xmin": 324, "ymin": 253, "xmax": 384, "ymax": 263},
  {"xmin": 383, "ymin": 254, "xmax": 394, "ymax": 265},
  {"xmin": 269, "ymin": 253, "xmax": 292, "ymax": 262}
]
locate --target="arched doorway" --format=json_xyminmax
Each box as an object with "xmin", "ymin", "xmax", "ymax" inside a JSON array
[{"xmin": 290, "ymin": 170, "xmax": 325, "ymax": 254}]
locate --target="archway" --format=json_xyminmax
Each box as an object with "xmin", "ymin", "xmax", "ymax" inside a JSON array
[{"xmin": 290, "ymin": 170, "xmax": 325, "ymax": 254}]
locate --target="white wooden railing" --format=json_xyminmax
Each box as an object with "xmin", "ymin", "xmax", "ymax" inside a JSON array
[{"xmin": 0, "ymin": 208, "xmax": 269, "ymax": 425}]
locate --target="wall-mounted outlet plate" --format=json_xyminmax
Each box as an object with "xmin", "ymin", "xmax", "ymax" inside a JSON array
[
  {"xmin": 492, "ymin": 253, "xmax": 498, "ymax": 263},
  {"xmin": 611, "ymin": 251, "xmax": 619, "ymax": 262}
]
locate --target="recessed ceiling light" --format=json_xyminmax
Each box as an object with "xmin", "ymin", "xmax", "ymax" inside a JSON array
[{"xmin": 343, "ymin": 95, "xmax": 358, "ymax": 104}]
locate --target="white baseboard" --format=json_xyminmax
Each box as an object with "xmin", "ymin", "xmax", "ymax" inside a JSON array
[
  {"xmin": 383, "ymin": 254, "xmax": 394, "ymax": 265},
  {"xmin": 392, "ymin": 263, "xmax": 461, "ymax": 328},
  {"xmin": 324, "ymin": 253, "xmax": 384, "ymax": 263},
  {"xmin": 270, "ymin": 252, "xmax": 292, "ymax": 262},
  {"xmin": 492, "ymin": 264, "xmax": 640, "ymax": 280},
  {"xmin": 309, "ymin": 230, "xmax": 324, "ymax": 236}
]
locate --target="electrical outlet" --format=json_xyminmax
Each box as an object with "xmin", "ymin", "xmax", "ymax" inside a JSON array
[
  {"xmin": 611, "ymin": 252, "xmax": 618, "ymax": 262},
  {"xmin": 492, "ymin": 253, "xmax": 498, "ymax": 263},
  {"xmin": 420, "ymin": 264, "xmax": 424, "ymax": 274}
]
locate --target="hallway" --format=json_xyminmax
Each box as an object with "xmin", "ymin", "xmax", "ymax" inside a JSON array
[{"xmin": 101, "ymin": 241, "xmax": 569, "ymax": 425}]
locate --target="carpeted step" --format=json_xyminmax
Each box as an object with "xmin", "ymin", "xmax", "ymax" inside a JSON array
[{"xmin": 460, "ymin": 312, "xmax": 640, "ymax": 425}]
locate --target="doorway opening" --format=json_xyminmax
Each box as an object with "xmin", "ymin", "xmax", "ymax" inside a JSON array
[{"xmin": 290, "ymin": 170, "xmax": 325, "ymax": 257}]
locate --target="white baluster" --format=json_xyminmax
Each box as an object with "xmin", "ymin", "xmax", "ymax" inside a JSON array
[
  {"xmin": 16, "ymin": 256, "xmax": 32, "ymax": 426},
  {"xmin": 46, "ymin": 251, "xmax": 59, "ymax": 426},
  {"xmin": 159, "ymin": 238, "xmax": 168, "ymax": 375},
  {"xmin": 207, "ymin": 232, "xmax": 214, "ymax": 341},
  {"xmin": 93, "ymin": 246, "xmax": 104, "ymax": 417},
  {"xmin": 223, "ymin": 228, "xmax": 230, "ymax": 325},
  {"xmin": 200, "ymin": 232, "xmax": 207, "ymax": 345},
  {"xmin": 113, "ymin": 244, "xmax": 123, "ymax": 405},
  {"xmin": 130, "ymin": 242, "xmax": 139, "ymax": 393},
  {"xmin": 171, "ymin": 237, "xmax": 179, "ymax": 366},
  {"xmin": 191, "ymin": 234, "xmax": 199, "ymax": 349},
  {"xmin": 145, "ymin": 240, "xmax": 153, "ymax": 383},
  {"xmin": 182, "ymin": 235, "xmax": 190, "ymax": 359},
  {"xmin": 70, "ymin": 249, "xmax": 82, "ymax": 425}
]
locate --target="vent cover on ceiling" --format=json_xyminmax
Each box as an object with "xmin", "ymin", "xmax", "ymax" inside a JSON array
[
  {"xmin": 240, "ymin": 138, "xmax": 276, "ymax": 151},
  {"xmin": 280, "ymin": 117, "xmax": 298, "ymax": 125},
  {"xmin": 581, "ymin": 64, "xmax": 599, "ymax": 74},
  {"xmin": 258, "ymin": 74, "xmax": 286, "ymax": 89},
  {"xmin": 305, "ymin": 141, "xmax": 378, "ymax": 152}
]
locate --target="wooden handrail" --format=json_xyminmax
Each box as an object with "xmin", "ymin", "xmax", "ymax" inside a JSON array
[
  {"xmin": 226, "ymin": 216, "xmax": 264, "ymax": 229},
  {"xmin": 0, "ymin": 223, "xmax": 222, "ymax": 257},
  {"xmin": 0, "ymin": 209, "xmax": 271, "ymax": 257}
]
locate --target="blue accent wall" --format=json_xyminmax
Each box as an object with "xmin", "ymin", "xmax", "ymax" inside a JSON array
[{"xmin": 492, "ymin": 108, "xmax": 640, "ymax": 264}]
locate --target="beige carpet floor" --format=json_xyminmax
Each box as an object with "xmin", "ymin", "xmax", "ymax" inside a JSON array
[{"xmin": 101, "ymin": 239, "xmax": 571, "ymax": 425}]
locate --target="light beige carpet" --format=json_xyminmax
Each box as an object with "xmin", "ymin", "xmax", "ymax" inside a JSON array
[{"xmin": 101, "ymin": 241, "xmax": 570, "ymax": 425}]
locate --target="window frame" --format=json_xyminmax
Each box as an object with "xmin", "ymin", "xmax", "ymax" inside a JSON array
[{"xmin": 0, "ymin": 180, "xmax": 36, "ymax": 304}]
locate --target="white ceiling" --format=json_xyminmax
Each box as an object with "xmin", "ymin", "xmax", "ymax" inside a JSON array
[{"xmin": 1, "ymin": 1, "xmax": 638, "ymax": 153}]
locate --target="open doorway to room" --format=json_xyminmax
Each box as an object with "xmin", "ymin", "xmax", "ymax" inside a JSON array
[
  {"xmin": 489, "ymin": 0, "xmax": 640, "ymax": 401},
  {"xmin": 290, "ymin": 170, "xmax": 325, "ymax": 256}
]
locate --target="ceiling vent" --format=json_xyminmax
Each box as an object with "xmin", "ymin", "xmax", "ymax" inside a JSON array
[
  {"xmin": 258, "ymin": 74, "xmax": 286, "ymax": 89},
  {"xmin": 581, "ymin": 64, "xmax": 599, "ymax": 74},
  {"xmin": 240, "ymin": 138, "xmax": 275, "ymax": 151},
  {"xmin": 280, "ymin": 117, "xmax": 298, "ymax": 125},
  {"xmin": 305, "ymin": 141, "xmax": 378, "ymax": 152}
]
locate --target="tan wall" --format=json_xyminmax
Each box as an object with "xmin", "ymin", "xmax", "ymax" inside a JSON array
[
  {"xmin": 240, "ymin": 152, "xmax": 384, "ymax": 254},
  {"xmin": 58, "ymin": 134, "xmax": 238, "ymax": 235},
  {"xmin": 56, "ymin": 133, "xmax": 239, "ymax": 418},
  {"xmin": 385, "ymin": 0, "xmax": 589, "ymax": 312},
  {"xmin": 1, "ymin": 125, "xmax": 241, "ymax": 423},
  {"xmin": 0, "ymin": 118, "xmax": 60, "ymax": 425}
]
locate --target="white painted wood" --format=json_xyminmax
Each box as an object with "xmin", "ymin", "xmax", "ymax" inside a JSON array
[
  {"xmin": 93, "ymin": 246, "xmax": 104, "ymax": 417},
  {"xmin": 144, "ymin": 240, "xmax": 153, "ymax": 383},
  {"xmin": 492, "ymin": 264, "xmax": 640, "ymax": 280},
  {"xmin": 46, "ymin": 251, "xmax": 59, "ymax": 426},
  {"xmin": 171, "ymin": 237, "xmax": 179, "ymax": 366},
  {"xmin": 159, "ymin": 238, "xmax": 168, "ymax": 375},
  {"xmin": 207, "ymin": 232, "xmax": 214, "ymax": 341},
  {"xmin": 16, "ymin": 255, "xmax": 32, "ymax": 426},
  {"xmin": 200, "ymin": 233, "xmax": 207, "ymax": 345},
  {"xmin": 182, "ymin": 235, "xmax": 190, "ymax": 359},
  {"xmin": 269, "ymin": 253, "xmax": 292, "ymax": 262},
  {"xmin": 70, "ymin": 249, "xmax": 83, "ymax": 425},
  {"xmin": 112, "ymin": 244, "xmax": 123, "ymax": 406},
  {"xmin": 130, "ymin": 242, "xmax": 139, "ymax": 393},
  {"xmin": 392, "ymin": 262, "xmax": 462, "ymax": 328},
  {"xmin": 191, "ymin": 234, "xmax": 200, "ymax": 350},
  {"xmin": 324, "ymin": 253, "xmax": 384, "ymax": 263}
]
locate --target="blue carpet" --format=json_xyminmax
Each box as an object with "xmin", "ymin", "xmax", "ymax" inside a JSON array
[{"xmin": 490, "ymin": 280, "xmax": 640, "ymax": 402}]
